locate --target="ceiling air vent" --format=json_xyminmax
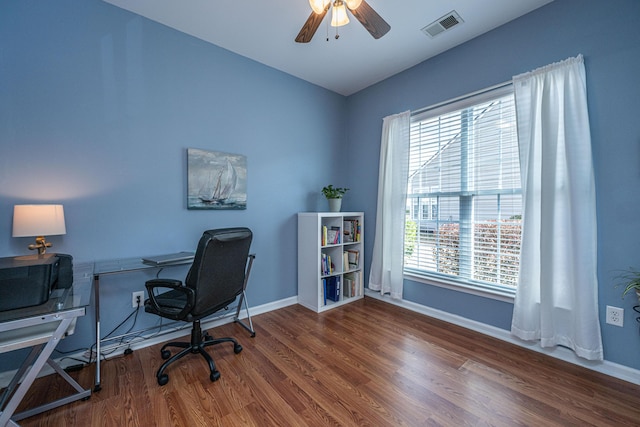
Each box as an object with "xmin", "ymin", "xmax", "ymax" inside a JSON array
[{"xmin": 421, "ymin": 11, "xmax": 464, "ymax": 38}]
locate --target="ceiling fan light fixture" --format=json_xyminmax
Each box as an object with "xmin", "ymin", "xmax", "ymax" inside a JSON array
[
  {"xmin": 309, "ymin": 0, "xmax": 329, "ymax": 14},
  {"xmin": 331, "ymin": 1, "xmax": 350, "ymax": 27},
  {"xmin": 345, "ymin": 0, "xmax": 362, "ymax": 9},
  {"xmin": 296, "ymin": 0, "xmax": 390, "ymax": 43}
]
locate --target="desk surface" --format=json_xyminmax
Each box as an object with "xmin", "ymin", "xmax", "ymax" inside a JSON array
[{"xmin": 94, "ymin": 256, "xmax": 193, "ymax": 276}]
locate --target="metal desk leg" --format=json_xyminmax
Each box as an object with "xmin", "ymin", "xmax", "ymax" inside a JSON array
[
  {"xmin": 12, "ymin": 358, "xmax": 91, "ymax": 422},
  {"xmin": 93, "ymin": 274, "xmax": 101, "ymax": 392},
  {"xmin": 234, "ymin": 254, "xmax": 255, "ymax": 337},
  {"xmin": 234, "ymin": 291, "xmax": 255, "ymax": 337},
  {"xmin": 0, "ymin": 346, "xmax": 40, "ymax": 411},
  {"xmin": 0, "ymin": 317, "xmax": 81, "ymax": 427}
]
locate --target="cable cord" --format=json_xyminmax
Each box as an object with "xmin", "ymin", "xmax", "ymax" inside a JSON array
[{"xmin": 64, "ymin": 294, "xmax": 239, "ymax": 364}]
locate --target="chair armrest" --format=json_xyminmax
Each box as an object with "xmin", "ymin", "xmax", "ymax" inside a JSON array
[{"xmin": 145, "ymin": 279, "xmax": 195, "ymax": 320}]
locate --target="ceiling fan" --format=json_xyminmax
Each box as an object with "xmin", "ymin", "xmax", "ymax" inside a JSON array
[{"xmin": 295, "ymin": 0, "xmax": 391, "ymax": 43}]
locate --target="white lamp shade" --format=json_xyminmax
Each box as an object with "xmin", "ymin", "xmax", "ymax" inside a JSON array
[
  {"xmin": 13, "ymin": 205, "xmax": 66, "ymax": 237},
  {"xmin": 345, "ymin": 0, "xmax": 363, "ymax": 9},
  {"xmin": 331, "ymin": 3, "xmax": 350, "ymax": 27},
  {"xmin": 309, "ymin": 0, "xmax": 329, "ymax": 14}
]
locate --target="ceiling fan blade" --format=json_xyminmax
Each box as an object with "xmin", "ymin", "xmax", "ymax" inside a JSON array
[
  {"xmin": 348, "ymin": 0, "xmax": 390, "ymax": 39},
  {"xmin": 295, "ymin": 3, "xmax": 331, "ymax": 43}
]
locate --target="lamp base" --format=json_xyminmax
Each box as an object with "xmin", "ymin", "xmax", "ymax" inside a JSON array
[{"xmin": 28, "ymin": 236, "xmax": 52, "ymax": 255}]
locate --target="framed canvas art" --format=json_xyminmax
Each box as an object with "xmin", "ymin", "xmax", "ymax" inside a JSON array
[{"xmin": 187, "ymin": 148, "xmax": 247, "ymax": 210}]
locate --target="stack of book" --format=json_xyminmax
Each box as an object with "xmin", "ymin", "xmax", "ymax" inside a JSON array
[
  {"xmin": 343, "ymin": 219, "xmax": 361, "ymax": 243},
  {"xmin": 321, "ymin": 225, "xmax": 341, "ymax": 246},
  {"xmin": 343, "ymin": 271, "xmax": 362, "ymax": 298},
  {"xmin": 320, "ymin": 253, "xmax": 334, "ymax": 275},
  {"xmin": 342, "ymin": 249, "xmax": 360, "ymax": 271}
]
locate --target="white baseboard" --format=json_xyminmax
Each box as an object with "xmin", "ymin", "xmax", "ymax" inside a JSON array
[
  {"xmin": 364, "ymin": 289, "xmax": 640, "ymax": 386},
  {"xmin": 0, "ymin": 296, "xmax": 299, "ymax": 389}
]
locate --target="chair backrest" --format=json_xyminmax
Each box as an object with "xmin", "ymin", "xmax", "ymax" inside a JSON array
[{"xmin": 185, "ymin": 227, "xmax": 253, "ymax": 318}]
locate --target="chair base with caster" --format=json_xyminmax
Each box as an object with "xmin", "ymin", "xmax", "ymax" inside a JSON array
[{"xmin": 155, "ymin": 319, "xmax": 243, "ymax": 386}]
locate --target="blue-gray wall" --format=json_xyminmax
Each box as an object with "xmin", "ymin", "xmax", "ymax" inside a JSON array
[
  {"xmin": 2, "ymin": 0, "xmax": 640, "ymax": 374},
  {"xmin": 0, "ymin": 0, "xmax": 347, "ymax": 369},
  {"xmin": 347, "ymin": 0, "xmax": 640, "ymax": 370}
]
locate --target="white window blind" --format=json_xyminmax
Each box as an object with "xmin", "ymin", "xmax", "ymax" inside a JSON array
[{"xmin": 404, "ymin": 85, "xmax": 522, "ymax": 292}]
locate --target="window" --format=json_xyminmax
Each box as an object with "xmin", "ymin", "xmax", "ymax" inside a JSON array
[{"xmin": 404, "ymin": 85, "xmax": 522, "ymax": 295}]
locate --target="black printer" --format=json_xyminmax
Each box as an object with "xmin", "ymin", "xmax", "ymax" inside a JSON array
[{"xmin": 0, "ymin": 253, "xmax": 73, "ymax": 312}]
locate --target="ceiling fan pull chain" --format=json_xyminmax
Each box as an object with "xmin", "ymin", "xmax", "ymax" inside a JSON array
[{"xmin": 326, "ymin": 14, "xmax": 329, "ymax": 41}]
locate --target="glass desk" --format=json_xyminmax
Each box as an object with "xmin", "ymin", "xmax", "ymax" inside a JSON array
[
  {"xmin": 92, "ymin": 254, "xmax": 255, "ymax": 391},
  {"xmin": 92, "ymin": 257, "xmax": 194, "ymax": 391},
  {"xmin": 0, "ymin": 263, "xmax": 93, "ymax": 427}
]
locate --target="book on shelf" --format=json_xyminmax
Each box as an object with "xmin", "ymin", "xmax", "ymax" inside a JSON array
[
  {"xmin": 343, "ymin": 271, "xmax": 363, "ymax": 297},
  {"xmin": 322, "ymin": 225, "xmax": 341, "ymax": 246},
  {"xmin": 343, "ymin": 276, "xmax": 353, "ymax": 298},
  {"xmin": 327, "ymin": 226, "xmax": 340, "ymax": 245},
  {"xmin": 343, "ymin": 220, "xmax": 352, "ymax": 243},
  {"xmin": 321, "ymin": 253, "xmax": 334, "ymax": 276},
  {"xmin": 323, "ymin": 278, "xmax": 327, "ymax": 304},
  {"xmin": 343, "ymin": 219, "xmax": 361, "ymax": 243},
  {"xmin": 324, "ymin": 276, "xmax": 340, "ymax": 303},
  {"xmin": 347, "ymin": 249, "xmax": 360, "ymax": 270}
]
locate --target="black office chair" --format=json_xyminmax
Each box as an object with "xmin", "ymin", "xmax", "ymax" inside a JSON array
[{"xmin": 144, "ymin": 227, "xmax": 255, "ymax": 386}]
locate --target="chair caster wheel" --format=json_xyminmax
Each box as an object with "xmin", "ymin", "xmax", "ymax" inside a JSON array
[
  {"xmin": 157, "ymin": 374, "xmax": 169, "ymax": 386},
  {"xmin": 210, "ymin": 371, "xmax": 220, "ymax": 382},
  {"xmin": 234, "ymin": 344, "xmax": 243, "ymax": 354},
  {"xmin": 161, "ymin": 350, "xmax": 171, "ymax": 359}
]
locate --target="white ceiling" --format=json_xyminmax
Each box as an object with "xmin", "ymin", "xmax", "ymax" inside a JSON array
[{"xmin": 102, "ymin": 0, "xmax": 553, "ymax": 96}]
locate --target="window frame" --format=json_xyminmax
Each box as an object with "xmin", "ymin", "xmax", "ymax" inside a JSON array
[{"xmin": 404, "ymin": 83, "xmax": 520, "ymax": 300}]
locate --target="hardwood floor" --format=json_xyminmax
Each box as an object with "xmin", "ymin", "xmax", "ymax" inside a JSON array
[{"xmin": 10, "ymin": 297, "xmax": 640, "ymax": 426}]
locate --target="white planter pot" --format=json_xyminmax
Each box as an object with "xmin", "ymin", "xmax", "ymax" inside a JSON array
[{"xmin": 328, "ymin": 198, "xmax": 342, "ymax": 212}]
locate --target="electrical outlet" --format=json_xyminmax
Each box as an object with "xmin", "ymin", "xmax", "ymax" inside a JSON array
[
  {"xmin": 132, "ymin": 291, "xmax": 145, "ymax": 308},
  {"xmin": 606, "ymin": 305, "xmax": 624, "ymax": 327}
]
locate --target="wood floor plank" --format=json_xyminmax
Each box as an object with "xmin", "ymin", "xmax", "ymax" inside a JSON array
[{"xmin": 8, "ymin": 297, "xmax": 640, "ymax": 426}]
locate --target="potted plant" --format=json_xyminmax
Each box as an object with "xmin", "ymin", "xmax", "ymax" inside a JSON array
[
  {"xmin": 615, "ymin": 268, "xmax": 640, "ymax": 303},
  {"xmin": 321, "ymin": 185, "xmax": 349, "ymax": 212}
]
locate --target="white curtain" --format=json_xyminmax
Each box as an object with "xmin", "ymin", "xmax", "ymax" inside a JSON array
[
  {"xmin": 368, "ymin": 111, "xmax": 410, "ymax": 300},
  {"xmin": 511, "ymin": 55, "xmax": 603, "ymax": 361}
]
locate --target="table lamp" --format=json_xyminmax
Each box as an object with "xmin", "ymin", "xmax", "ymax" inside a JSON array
[{"xmin": 12, "ymin": 204, "xmax": 66, "ymax": 255}]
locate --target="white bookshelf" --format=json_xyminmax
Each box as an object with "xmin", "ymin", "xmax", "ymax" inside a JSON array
[{"xmin": 297, "ymin": 212, "xmax": 364, "ymax": 313}]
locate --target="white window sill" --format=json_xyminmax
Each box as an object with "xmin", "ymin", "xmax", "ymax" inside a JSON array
[{"xmin": 404, "ymin": 271, "xmax": 515, "ymax": 303}]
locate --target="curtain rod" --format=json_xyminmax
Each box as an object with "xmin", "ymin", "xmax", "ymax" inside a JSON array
[{"xmin": 411, "ymin": 80, "xmax": 512, "ymax": 117}]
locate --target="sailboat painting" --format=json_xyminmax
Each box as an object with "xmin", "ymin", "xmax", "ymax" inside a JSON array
[{"xmin": 187, "ymin": 148, "xmax": 247, "ymax": 210}]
